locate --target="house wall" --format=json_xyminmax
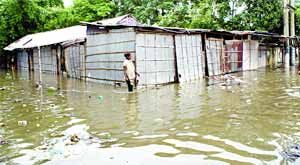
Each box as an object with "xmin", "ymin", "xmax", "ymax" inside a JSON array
[
  {"xmin": 17, "ymin": 50, "xmax": 29, "ymax": 70},
  {"xmin": 224, "ymin": 40, "xmax": 243, "ymax": 73},
  {"xmin": 206, "ymin": 39, "xmax": 266, "ymax": 76},
  {"xmin": 175, "ymin": 34, "xmax": 204, "ymax": 82},
  {"xmin": 33, "ymin": 46, "xmax": 57, "ymax": 73},
  {"xmin": 86, "ymin": 28, "xmax": 136, "ymax": 85},
  {"xmin": 86, "ymin": 26, "xmax": 206, "ymax": 86},
  {"xmin": 242, "ymin": 40, "xmax": 259, "ymax": 71},
  {"xmin": 0, "ymin": 56, "xmax": 7, "ymax": 68},
  {"xmin": 14, "ymin": 43, "xmax": 86, "ymax": 78},
  {"xmin": 136, "ymin": 33, "xmax": 176, "ymax": 86},
  {"xmin": 258, "ymin": 46, "xmax": 269, "ymax": 68},
  {"xmin": 269, "ymin": 47, "xmax": 283, "ymax": 68},
  {"xmin": 64, "ymin": 44, "xmax": 85, "ymax": 79},
  {"xmin": 206, "ymin": 38, "xmax": 223, "ymax": 76}
]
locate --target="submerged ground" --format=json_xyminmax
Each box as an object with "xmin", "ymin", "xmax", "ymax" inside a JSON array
[{"xmin": 1, "ymin": 68, "xmax": 300, "ymax": 165}]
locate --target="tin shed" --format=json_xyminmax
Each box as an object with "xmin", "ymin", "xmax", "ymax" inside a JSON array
[
  {"xmin": 5, "ymin": 25, "xmax": 87, "ymax": 76},
  {"xmin": 85, "ymin": 24, "xmax": 205, "ymax": 86},
  {"xmin": 17, "ymin": 50, "xmax": 29, "ymax": 71},
  {"xmin": 5, "ymin": 15, "xmax": 139, "ymax": 80}
]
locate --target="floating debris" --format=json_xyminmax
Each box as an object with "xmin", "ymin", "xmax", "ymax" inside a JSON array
[
  {"xmin": 14, "ymin": 99, "xmax": 23, "ymax": 103},
  {"xmin": 281, "ymin": 144, "xmax": 300, "ymax": 162},
  {"xmin": 47, "ymin": 87, "xmax": 57, "ymax": 95},
  {"xmin": 70, "ymin": 134, "xmax": 80, "ymax": 143},
  {"xmin": 37, "ymin": 145, "xmax": 48, "ymax": 150},
  {"xmin": 154, "ymin": 118, "xmax": 163, "ymax": 123},
  {"xmin": 0, "ymin": 123, "xmax": 5, "ymax": 127},
  {"xmin": 246, "ymin": 99, "xmax": 252, "ymax": 104},
  {"xmin": 0, "ymin": 135, "xmax": 7, "ymax": 145},
  {"xmin": 0, "ymin": 139, "xmax": 7, "ymax": 145},
  {"xmin": 64, "ymin": 108, "xmax": 74, "ymax": 111},
  {"xmin": 97, "ymin": 132, "xmax": 112, "ymax": 139},
  {"xmin": 97, "ymin": 96, "xmax": 104, "ymax": 102},
  {"xmin": 18, "ymin": 121, "xmax": 28, "ymax": 126},
  {"xmin": 47, "ymin": 87, "xmax": 57, "ymax": 92}
]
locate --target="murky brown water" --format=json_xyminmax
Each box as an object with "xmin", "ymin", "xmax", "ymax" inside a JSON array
[{"xmin": 1, "ymin": 68, "xmax": 300, "ymax": 165}]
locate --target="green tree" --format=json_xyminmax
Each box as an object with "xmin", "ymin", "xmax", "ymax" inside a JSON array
[
  {"xmin": 0, "ymin": 0, "xmax": 67, "ymax": 55},
  {"xmin": 71, "ymin": 0, "xmax": 114, "ymax": 22},
  {"xmin": 296, "ymin": 6, "xmax": 300, "ymax": 35},
  {"xmin": 112, "ymin": 0, "xmax": 182, "ymax": 25},
  {"xmin": 229, "ymin": 0, "xmax": 283, "ymax": 32}
]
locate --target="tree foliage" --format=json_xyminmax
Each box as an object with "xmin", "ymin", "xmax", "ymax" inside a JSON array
[{"xmin": 229, "ymin": 0, "xmax": 283, "ymax": 32}]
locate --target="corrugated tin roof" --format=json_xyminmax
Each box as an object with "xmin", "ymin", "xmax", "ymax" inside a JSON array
[
  {"xmin": 5, "ymin": 15, "xmax": 140, "ymax": 51},
  {"xmin": 93, "ymin": 14, "xmax": 140, "ymax": 26},
  {"xmin": 4, "ymin": 25, "xmax": 86, "ymax": 51},
  {"xmin": 83, "ymin": 22, "xmax": 211, "ymax": 34},
  {"xmin": 84, "ymin": 23, "xmax": 282, "ymax": 37}
]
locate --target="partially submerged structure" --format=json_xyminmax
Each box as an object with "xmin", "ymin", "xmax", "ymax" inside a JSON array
[
  {"xmin": 4, "ymin": 25, "xmax": 86, "ymax": 80},
  {"xmin": 83, "ymin": 22, "xmax": 286, "ymax": 86},
  {"xmin": 5, "ymin": 14, "xmax": 291, "ymax": 88},
  {"xmin": 4, "ymin": 14, "xmax": 139, "ymax": 80},
  {"xmin": 84, "ymin": 24, "xmax": 207, "ymax": 86}
]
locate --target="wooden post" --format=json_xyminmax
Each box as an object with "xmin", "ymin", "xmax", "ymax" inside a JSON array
[
  {"xmin": 202, "ymin": 33, "xmax": 209, "ymax": 77},
  {"xmin": 84, "ymin": 40, "xmax": 87, "ymax": 81},
  {"xmin": 172, "ymin": 35, "xmax": 179, "ymax": 83},
  {"xmin": 221, "ymin": 36, "xmax": 225, "ymax": 74},
  {"xmin": 78, "ymin": 43, "xmax": 81, "ymax": 79},
  {"xmin": 27, "ymin": 50, "xmax": 31, "ymax": 72},
  {"xmin": 38, "ymin": 46, "xmax": 42, "ymax": 85},
  {"xmin": 56, "ymin": 46, "xmax": 61, "ymax": 75},
  {"xmin": 64, "ymin": 47, "xmax": 69, "ymax": 77},
  {"xmin": 30, "ymin": 49, "xmax": 33, "ymax": 71}
]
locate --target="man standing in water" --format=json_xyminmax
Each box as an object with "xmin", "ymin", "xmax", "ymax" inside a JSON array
[{"xmin": 123, "ymin": 53, "xmax": 139, "ymax": 92}]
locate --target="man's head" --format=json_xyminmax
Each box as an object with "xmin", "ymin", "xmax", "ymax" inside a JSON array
[{"xmin": 124, "ymin": 53, "xmax": 131, "ymax": 60}]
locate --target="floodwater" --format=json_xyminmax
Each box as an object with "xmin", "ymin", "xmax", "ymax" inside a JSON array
[{"xmin": 1, "ymin": 68, "xmax": 300, "ymax": 165}]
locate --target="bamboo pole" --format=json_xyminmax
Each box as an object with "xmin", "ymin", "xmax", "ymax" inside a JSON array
[
  {"xmin": 84, "ymin": 41, "xmax": 87, "ymax": 81},
  {"xmin": 284, "ymin": 0, "xmax": 290, "ymax": 68},
  {"xmin": 38, "ymin": 46, "xmax": 42, "ymax": 86},
  {"xmin": 172, "ymin": 35, "xmax": 179, "ymax": 83},
  {"xmin": 202, "ymin": 33, "xmax": 209, "ymax": 77},
  {"xmin": 290, "ymin": 0, "xmax": 295, "ymax": 65}
]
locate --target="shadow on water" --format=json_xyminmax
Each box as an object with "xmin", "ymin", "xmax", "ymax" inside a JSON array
[{"xmin": 0, "ymin": 68, "xmax": 300, "ymax": 164}]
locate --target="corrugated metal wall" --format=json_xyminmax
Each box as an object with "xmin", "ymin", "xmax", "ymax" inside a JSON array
[
  {"xmin": 86, "ymin": 28, "xmax": 136, "ymax": 84},
  {"xmin": 224, "ymin": 40, "xmax": 243, "ymax": 73},
  {"xmin": 267, "ymin": 47, "xmax": 283, "ymax": 68},
  {"xmin": 136, "ymin": 33, "xmax": 176, "ymax": 86},
  {"xmin": 65, "ymin": 44, "xmax": 85, "ymax": 79},
  {"xmin": 33, "ymin": 47, "xmax": 57, "ymax": 73},
  {"xmin": 258, "ymin": 46, "xmax": 268, "ymax": 68},
  {"xmin": 17, "ymin": 50, "xmax": 28, "ymax": 70},
  {"xmin": 206, "ymin": 38, "xmax": 223, "ymax": 76},
  {"xmin": 274, "ymin": 47, "xmax": 283, "ymax": 65},
  {"xmin": 243, "ymin": 40, "xmax": 259, "ymax": 71},
  {"xmin": 175, "ymin": 34, "xmax": 204, "ymax": 82}
]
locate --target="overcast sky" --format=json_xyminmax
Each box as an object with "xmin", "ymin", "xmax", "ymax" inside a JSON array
[{"xmin": 63, "ymin": 0, "xmax": 73, "ymax": 7}]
